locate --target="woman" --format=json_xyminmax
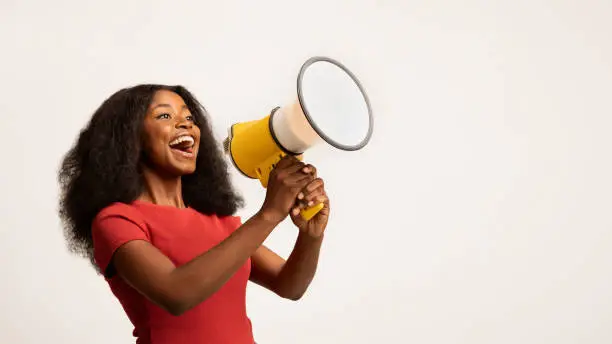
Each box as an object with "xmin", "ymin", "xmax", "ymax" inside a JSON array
[{"xmin": 58, "ymin": 84, "xmax": 329, "ymax": 344}]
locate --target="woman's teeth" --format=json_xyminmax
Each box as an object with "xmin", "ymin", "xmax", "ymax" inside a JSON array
[{"xmin": 169, "ymin": 135, "xmax": 194, "ymax": 147}]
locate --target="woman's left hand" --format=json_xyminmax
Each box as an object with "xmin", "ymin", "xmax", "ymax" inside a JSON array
[{"xmin": 290, "ymin": 165, "xmax": 330, "ymax": 238}]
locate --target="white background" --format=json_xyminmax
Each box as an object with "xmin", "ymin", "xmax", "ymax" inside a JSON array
[{"xmin": 1, "ymin": 0, "xmax": 611, "ymax": 343}]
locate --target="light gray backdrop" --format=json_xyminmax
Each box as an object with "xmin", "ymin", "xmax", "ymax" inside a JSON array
[{"xmin": 1, "ymin": 0, "xmax": 611, "ymax": 343}]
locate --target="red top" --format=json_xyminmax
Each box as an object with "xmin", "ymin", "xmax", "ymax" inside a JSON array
[{"xmin": 91, "ymin": 200, "xmax": 254, "ymax": 344}]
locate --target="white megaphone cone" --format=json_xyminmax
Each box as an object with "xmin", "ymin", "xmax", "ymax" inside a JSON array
[{"xmin": 270, "ymin": 99, "xmax": 321, "ymax": 154}]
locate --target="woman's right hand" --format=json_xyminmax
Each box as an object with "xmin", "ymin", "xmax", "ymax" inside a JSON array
[{"xmin": 259, "ymin": 155, "xmax": 314, "ymax": 224}]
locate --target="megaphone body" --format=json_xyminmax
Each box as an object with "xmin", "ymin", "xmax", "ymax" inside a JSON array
[
  {"xmin": 223, "ymin": 56, "xmax": 373, "ymax": 221},
  {"xmin": 223, "ymin": 101, "xmax": 326, "ymax": 220}
]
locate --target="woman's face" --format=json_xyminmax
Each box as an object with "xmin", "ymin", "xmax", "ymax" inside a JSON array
[{"xmin": 141, "ymin": 90, "xmax": 201, "ymax": 176}]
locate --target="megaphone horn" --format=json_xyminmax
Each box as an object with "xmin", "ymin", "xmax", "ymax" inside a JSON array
[{"xmin": 223, "ymin": 56, "xmax": 373, "ymax": 221}]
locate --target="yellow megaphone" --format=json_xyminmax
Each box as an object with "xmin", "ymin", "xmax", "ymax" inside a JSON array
[{"xmin": 223, "ymin": 56, "xmax": 373, "ymax": 221}]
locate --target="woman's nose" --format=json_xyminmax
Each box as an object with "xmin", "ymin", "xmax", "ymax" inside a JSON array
[{"xmin": 176, "ymin": 117, "xmax": 193, "ymax": 129}]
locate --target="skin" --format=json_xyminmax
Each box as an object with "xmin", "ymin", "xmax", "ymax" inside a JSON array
[{"xmin": 111, "ymin": 90, "xmax": 330, "ymax": 316}]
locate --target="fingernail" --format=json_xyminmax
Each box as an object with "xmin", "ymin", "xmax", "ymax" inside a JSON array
[
  {"xmin": 298, "ymin": 193, "xmax": 304, "ymax": 199},
  {"xmin": 308, "ymin": 201, "xmax": 314, "ymax": 206}
]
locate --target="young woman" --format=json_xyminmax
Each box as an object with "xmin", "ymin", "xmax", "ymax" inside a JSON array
[{"xmin": 58, "ymin": 84, "xmax": 329, "ymax": 343}]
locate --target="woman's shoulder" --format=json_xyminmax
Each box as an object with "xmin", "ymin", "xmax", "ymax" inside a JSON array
[
  {"xmin": 94, "ymin": 201, "xmax": 147, "ymax": 226},
  {"xmin": 94, "ymin": 201, "xmax": 243, "ymax": 233}
]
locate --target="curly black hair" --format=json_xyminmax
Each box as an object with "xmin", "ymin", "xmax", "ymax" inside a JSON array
[{"xmin": 58, "ymin": 84, "xmax": 244, "ymax": 270}]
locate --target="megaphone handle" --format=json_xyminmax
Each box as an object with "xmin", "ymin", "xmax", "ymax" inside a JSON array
[
  {"xmin": 253, "ymin": 152, "xmax": 323, "ymax": 220},
  {"xmin": 300, "ymin": 201, "xmax": 325, "ymax": 221}
]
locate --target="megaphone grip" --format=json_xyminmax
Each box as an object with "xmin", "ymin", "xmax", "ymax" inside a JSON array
[{"xmin": 300, "ymin": 202, "xmax": 325, "ymax": 221}]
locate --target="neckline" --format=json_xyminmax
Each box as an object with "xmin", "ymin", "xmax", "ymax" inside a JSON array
[{"xmin": 132, "ymin": 199, "xmax": 192, "ymax": 211}]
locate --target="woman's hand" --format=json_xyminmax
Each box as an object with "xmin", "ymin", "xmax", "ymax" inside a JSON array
[
  {"xmin": 290, "ymin": 165, "xmax": 330, "ymax": 238},
  {"xmin": 259, "ymin": 155, "xmax": 314, "ymax": 224}
]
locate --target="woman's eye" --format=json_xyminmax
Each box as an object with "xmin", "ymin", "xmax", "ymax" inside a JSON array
[{"xmin": 156, "ymin": 113, "xmax": 170, "ymax": 120}]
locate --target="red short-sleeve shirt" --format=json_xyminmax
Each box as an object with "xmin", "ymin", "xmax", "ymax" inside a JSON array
[{"xmin": 91, "ymin": 200, "xmax": 254, "ymax": 344}]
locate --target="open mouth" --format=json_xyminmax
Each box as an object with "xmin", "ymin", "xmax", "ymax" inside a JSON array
[{"xmin": 169, "ymin": 135, "xmax": 195, "ymax": 158}]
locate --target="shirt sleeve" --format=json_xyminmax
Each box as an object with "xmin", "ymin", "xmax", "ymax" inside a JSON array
[{"xmin": 91, "ymin": 203, "xmax": 151, "ymax": 277}]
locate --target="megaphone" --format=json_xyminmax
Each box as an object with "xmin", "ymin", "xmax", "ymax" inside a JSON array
[{"xmin": 223, "ymin": 56, "xmax": 373, "ymax": 220}]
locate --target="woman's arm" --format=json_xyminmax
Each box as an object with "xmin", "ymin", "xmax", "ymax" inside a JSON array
[
  {"xmin": 249, "ymin": 234, "xmax": 323, "ymax": 300},
  {"xmin": 250, "ymin": 168, "xmax": 329, "ymax": 300},
  {"xmin": 110, "ymin": 156, "xmax": 313, "ymax": 316},
  {"xmin": 113, "ymin": 210, "xmax": 279, "ymax": 316}
]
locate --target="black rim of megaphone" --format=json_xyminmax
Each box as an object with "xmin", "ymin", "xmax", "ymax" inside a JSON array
[{"xmin": 297, "ymin": 56, "xmax": 374, "ymax": 151}]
